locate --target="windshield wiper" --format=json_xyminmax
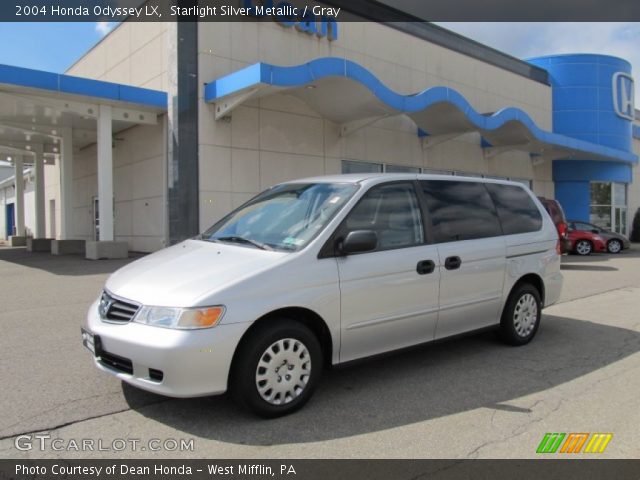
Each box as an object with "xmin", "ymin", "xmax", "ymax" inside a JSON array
[{"xmin": 214, "ymin": 236, "xmax": 273, "ymax": 251}]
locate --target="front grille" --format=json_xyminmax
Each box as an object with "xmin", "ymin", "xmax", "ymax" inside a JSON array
[
  {"xmin": 99, "ymin": 291, "xmax": 140, "ymax": 323},
  {"xmin": 99, "ymin": 351, "xmax": 133, "ymax": 375}
]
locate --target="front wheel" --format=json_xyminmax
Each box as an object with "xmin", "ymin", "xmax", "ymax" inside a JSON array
[
  {"xmin": 229, "ymin": 319, "xmax": 322, "ymax": 418},
  {"xmin": 575, "ymin": 239, "xmax": 593, "ymax": 256},
  {"xmin": 498, "ymin": 284, "xmax": 542, "ymax": 346},
  {"xmin": 607, "ymin": 239, "xmax": 622, "ymax": 254}
]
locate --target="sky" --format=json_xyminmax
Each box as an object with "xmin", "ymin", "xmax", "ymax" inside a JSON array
[
  {"xmin": 0, "ymin": 22, "xmax": 115, "ymax": 72},
  {"xmin": 436, "ymin": 22, "xmax": 640, "ymax": 98},
  {"xmin": 0, "ymin": 22, "xmax": 638, "ymax": 97}
]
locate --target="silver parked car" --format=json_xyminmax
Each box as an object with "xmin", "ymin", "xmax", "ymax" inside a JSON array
[{"xmin": 82, "ymin": 174, "xmax": 562, "ymax": 417}]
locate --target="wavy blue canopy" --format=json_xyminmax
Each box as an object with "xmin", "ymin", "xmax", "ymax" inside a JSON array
[{"xmin": 205, "ymin": 57, "xmax": 637, "ymax": 164}]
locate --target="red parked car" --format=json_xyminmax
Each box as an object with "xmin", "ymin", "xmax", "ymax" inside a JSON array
[{"xmin": 566, "ymin": 226, "xmax": 607, "ymax": 255}]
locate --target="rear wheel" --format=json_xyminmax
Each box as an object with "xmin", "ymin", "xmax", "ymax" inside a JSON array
[
  {"xmin": 230, "ymin": 319, "xmax": 322, "ymax": 418},
  {"xmin": 607, "ymin": 239, "xmax": 622, "ymax": 254},
  {"xmin": 498, "ymin": 284, "xmax": 542, "ymax": 346},
  {"xmin": 575, "ymin": 239, "xmax": 593, "ymax": 256}
]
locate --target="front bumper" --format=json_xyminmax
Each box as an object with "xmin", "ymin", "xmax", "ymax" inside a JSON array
[
  {"xmin": 593, "ymin": 239, "xmax": 607, "ymax": 252},
  {"xmin": 84, "ymin": 299, "xmax": 250, "ymax": 397}
]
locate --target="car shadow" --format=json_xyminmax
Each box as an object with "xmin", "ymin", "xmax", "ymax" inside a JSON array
[
  {"xmin": 122, "ymin": 314, "xmax": 640, "ymax": 445},
  {"xmin": 561, "ymin": 264, "xmax": 618, "ymax": 271},
  {"xmin": 0, "ymin": 246, "xmax": 140, "ymax": 276}
]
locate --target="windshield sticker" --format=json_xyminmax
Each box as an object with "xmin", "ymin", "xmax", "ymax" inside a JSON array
[{"xmin": 283, "ymin": 237, "xmax": 304, "ymax": 246}]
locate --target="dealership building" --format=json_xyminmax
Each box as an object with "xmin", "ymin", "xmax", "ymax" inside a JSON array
[{"xmin": 0, "ymin": 5, "xmax": 639, "ymax": 257}]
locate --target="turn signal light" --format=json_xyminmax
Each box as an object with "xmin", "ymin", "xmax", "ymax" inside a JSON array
[{"xmin": 193, "ymin": 307, "xmax": 225, "ymax": 328}]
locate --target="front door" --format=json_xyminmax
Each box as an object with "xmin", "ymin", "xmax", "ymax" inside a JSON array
[
  {"xmin": 337, "ymin": 182, "xmax": 440, "ymax": 362},
  {"xmin": 6, "ymin": 203, "xmax": 14, "ymax": 238}
]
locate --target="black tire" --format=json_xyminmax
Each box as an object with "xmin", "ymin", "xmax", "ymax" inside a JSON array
[
  {"xmin": 498, "ymin": 283, "xmax": 542, "ymax": 346},
  {"xmin": 607, "ymin": 239, "xmax": 622, "ymax": 254},
  {"xmin": 574, "ymin": 239, "xmax": 593, "ymax": 256},
  {"xmin": 229, "ymin": 319, "xmax": 322, "ymax": 418}
]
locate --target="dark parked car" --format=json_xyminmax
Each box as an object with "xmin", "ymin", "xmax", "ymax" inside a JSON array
[
  {"xmin": 568, "ymin": 221, "xmax": 630, "ymax": 254},
  {"xmin": 538, "ymin": 197, "xmax": 571, "ymax": 253}
]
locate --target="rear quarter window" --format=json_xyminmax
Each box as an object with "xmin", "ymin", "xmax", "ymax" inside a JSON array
[{"xmin": 486, "ymin": 184, "xmax": 543, "ymax": 235}]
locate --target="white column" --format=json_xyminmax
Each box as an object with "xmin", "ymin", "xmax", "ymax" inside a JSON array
[
  {"xmin": 97, "ymin": 104, "xmax": 114, "ymax": 242},
  {"xmin": 14, "ymin": 155, "xmax": 25, "ymax": 237},
  {"xmin": 33, "ymin": 145, "xmax": 46, "ymax": 239},
  {"xmin": 59, "ymin": 128, "xmax": 74, "ymax": 240}
]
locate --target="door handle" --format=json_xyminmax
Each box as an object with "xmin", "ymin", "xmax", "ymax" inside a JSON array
[
  {"xmin": 444, "ymin": 256, "xmax": 462, "ymax": 270},
  {"xmin": 416, "ymin": 260, "xmax": 435, "ymax": 275}
]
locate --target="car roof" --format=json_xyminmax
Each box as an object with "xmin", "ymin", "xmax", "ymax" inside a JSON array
[{"xmin": 283, "ymin": 173, "xmax": 528, "ymax": 188}]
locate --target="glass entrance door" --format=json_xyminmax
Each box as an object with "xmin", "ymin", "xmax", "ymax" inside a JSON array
[
  {"xmin": 6, "ymin": 203, "xmax": 14, "ymax": 237},
  {"xmin": 613, "ymin": 207, "xmax": 628, "ymax": 236}
]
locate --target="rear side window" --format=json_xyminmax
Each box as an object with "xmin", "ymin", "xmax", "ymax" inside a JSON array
[
  {"xmin": 420, "ymin": 180, "xmax": 502, "ymax": 243},
  {"xmin": 486, "ymin": 184, "xmax": 542, "ymax": 235}
]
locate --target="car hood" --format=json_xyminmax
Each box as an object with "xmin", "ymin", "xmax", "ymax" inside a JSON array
[
  {"xmin": 599, "ymin": 231, "xmax": 629, "ymax": 242},
  {"xmin": 105, "ymin": 239, "xmax": 289, "ymax": 307}
]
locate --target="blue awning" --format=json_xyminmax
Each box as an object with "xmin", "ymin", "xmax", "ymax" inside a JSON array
[
  {"xmin": 0, "ymin": 64, "xmax": 167, "ymax": 109},
  {"xmin": 0, "ymin": 63, "xmax": 168, "ymax": 161},
  {"xmin": 205, "ymin": 57, "xmax": 637, "ymax": 165}
]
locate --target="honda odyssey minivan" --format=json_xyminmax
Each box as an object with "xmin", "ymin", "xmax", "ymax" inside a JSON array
[{"xmin": 82, "ymin": 174, "xmax": 562, "ymax": 417}]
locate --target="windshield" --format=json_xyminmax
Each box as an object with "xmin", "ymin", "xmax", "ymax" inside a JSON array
[{"xmin": 200, "ymin": 183, "xmax": 359, "ymax": 251}]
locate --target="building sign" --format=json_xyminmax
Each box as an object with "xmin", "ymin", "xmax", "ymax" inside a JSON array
[
  {"xmin": 612, "ymin": 72, "xmax": 635, "ymax": 121},
  {"xmin": 244, "ymin": 0, "xmax": 339, "ymax": 41}
]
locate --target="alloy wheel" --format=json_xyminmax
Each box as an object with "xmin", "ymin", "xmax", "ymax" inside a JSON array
[
  {"xmin": 576, "ymin": 240, "xmax": 592, "ymax": 255},
  {"xmin": 608, "ymin": 240, "xmax": 622, "ymax": 254}
]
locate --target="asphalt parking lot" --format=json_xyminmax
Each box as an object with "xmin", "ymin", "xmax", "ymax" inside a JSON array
[{"xmin": 1, "ymin": 245, "xmax": 639, "ymax": 459}]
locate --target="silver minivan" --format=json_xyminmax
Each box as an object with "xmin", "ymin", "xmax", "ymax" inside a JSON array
[{"xmin": 82, "ymin": 174, "xmax": 563, "ymax": 417}]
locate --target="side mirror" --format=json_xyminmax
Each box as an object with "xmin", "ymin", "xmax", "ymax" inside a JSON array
[
  {"xmin": 591, "ymin": 229, "xmax": 599, "ymax": 234},
  {"xmin": 339, "ymin": 230, "xmax": 378, "ymax": 255}
]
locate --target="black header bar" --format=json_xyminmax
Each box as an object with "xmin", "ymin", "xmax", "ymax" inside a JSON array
[
  {"xmin": 3, "ymin": 0, "xmax": 640, "ymax": 22},
  {"xmin": 2, "ymin": 459, "xmax": 640, "ymax": 480}
]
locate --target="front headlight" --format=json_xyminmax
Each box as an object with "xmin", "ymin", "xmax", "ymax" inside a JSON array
[{"xmin": 134, "ymin": 305, "xmax": 225, "ymax": 329}]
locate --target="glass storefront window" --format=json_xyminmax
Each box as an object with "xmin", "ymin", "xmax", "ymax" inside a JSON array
[
  {"xmin": 342, "ymin": 160, "xmax": 383, "ymax": 174},
  {"xmin": 590, "ymin": 206, "xmax": 612, "ymax": 230},
  {"xmin": 613, "ymin": 182, "xmax": 627, "ymax": 206},
  {"xmin": 423, "ymin": 168, "xmax": 455, "ymax": 175},
  {"xmin": 589, "ymin": 182, "xmax": 628, "ymax": 235},
  {"xmin": 385, "ymin": 164, "xmax": 421, "ymax": 173},
  {"xmin": 590, "ymin": 182, "xmax": 612, "ymax": 206}
]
